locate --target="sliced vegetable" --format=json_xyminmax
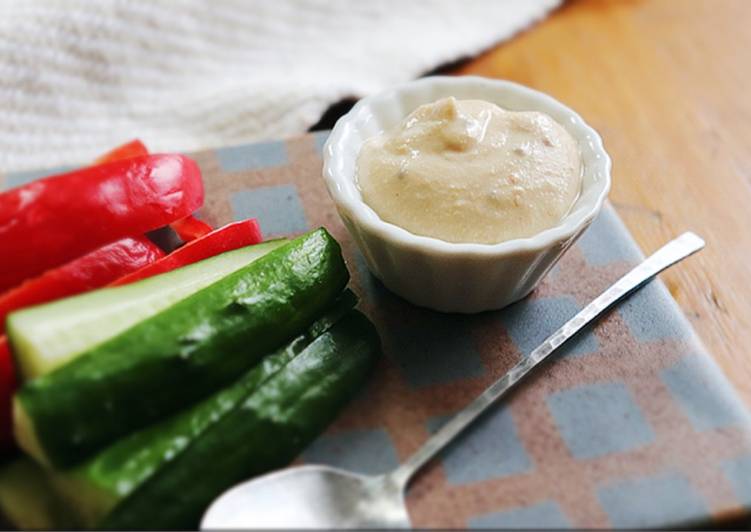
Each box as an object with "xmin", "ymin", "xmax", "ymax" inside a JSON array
[
  {"xmin": 14, "ymin": 228, "xmax": 348, "ymax": 467},
  {"xmin": 51, "ymin": 291, "xmax": 359, "ymax": 527},
  {"xmin": 170, "ymin": 215, "xmax": 214, "ymax": 241},
  {"xmin": 8, "ymin": 239, "xmax": 285, "ymax": 381},
  {"xmin": 0, "ymin": 236, "xmax": 163, "ymax": 334},
  {"xmin": 91, "ymin": 139, "xmax": 149, "ymax": 165},
  {"xmin": 111, "ymin": 219, "xmax": 262, "ymax": 287},
  {"xmin": 0, "ymin": 154, "xmax": 203, "ymax": 292},
  {"xmin": 92, "ymin": 140, "xmax": 214, "ymax": 244},
  {"xmin": 103, "ymin": 310, "xmax": 378, "ymax": 530},
  {"xmin": 0, "ymin": 458, "xmax": 79, "ymax": 529}
]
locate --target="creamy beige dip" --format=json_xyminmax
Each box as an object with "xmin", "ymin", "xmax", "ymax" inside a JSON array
[{"xmin": 356, "ymin": 97, "xmax": 582, "ymax": 244}]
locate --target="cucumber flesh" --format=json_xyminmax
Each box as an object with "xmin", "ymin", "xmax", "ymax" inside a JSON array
[
  {"xmin": 0, "ymin": 458, "xmax": 80, "ymax": 529},
  {"xmin": 102, "ymin": 310, "xmax": 379, "ymax": 529},
  {"xmin": 50, "ymin": 290, "xmax": 358, "ymax": 527},
  {"xmin": 8, "ymin": 239, "xmax": 286, "ymax": 380},
  {"xmin": 16, "ymin": 228, "xmax": 349, "ymax": 468}
]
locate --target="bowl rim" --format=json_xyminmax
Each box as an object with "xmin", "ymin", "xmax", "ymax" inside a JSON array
[{"xmin": 322, "ymin": 75, "xmax": 612, "ymax": 257}]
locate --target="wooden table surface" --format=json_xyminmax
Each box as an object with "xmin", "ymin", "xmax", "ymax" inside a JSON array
[{"xmin": 455, "ymin": 0, "xmax": 751, "ymax": 406}]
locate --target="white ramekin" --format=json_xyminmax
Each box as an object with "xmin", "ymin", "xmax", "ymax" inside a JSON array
[{"xmin": 322, "ymin": 76, "xmax": 611, "ymax": 313}]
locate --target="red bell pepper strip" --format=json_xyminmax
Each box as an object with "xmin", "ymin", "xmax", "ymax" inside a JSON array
[
  {"xmin": 0, "ymin": 154, "xmax": 204, "ymax": 292},
  {"xmin": 0, "ymin": 236, "xmax": 163, "ymax": 334},
  {"xmin": 89, "ymin": 140, "xmax": 211, "ymax": 242},
  {"xmin": 112, "ymin": 219, "xmax": 262, "ymax": 286},
  {"xmin": 92, "ymin": 139, "xmax": 149, "ymax": 165},
  {"xmin": 171, "ymin": 215, "xmax": 214, "ymax": 242},
  {"xmin": 90, "ymin": 141, "xmax": 211, "ymax": 243}
]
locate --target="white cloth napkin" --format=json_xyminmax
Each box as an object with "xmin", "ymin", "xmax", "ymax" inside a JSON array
[{"xmin": 0, "ymin": 0, "xmax": 560, "ymax": 172}]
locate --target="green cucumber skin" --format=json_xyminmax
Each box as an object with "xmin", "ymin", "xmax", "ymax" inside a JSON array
[
  {"xmin": 100, "ymin": 310, "xmax": 379, "ymax": 530},
  {"xmin": 53, "ymin": 290, "xmax": 358, "ymax": 527},
  {"xmin": 18, "ymin": 228, "xmax": 348, "ymax": 468}
]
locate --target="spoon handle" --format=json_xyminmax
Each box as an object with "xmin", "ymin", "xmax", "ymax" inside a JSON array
[{"xmin": 390, "ymin": 231, "xmax": 705, "ymax": 487}]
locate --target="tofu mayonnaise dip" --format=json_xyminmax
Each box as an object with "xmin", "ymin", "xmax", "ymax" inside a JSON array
[{"xmin": 356, "ymin": 97, "xmax": 582, "ymax": 244}]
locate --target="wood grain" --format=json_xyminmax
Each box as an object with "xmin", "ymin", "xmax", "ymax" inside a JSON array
[{"xmin": 455, "ymin": 0, "xmax": 751, "ymax": 404}]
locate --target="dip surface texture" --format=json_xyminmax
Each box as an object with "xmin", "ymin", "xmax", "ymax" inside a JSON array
[{"xmin": 356, "ymin": 97, "xmax": 582, "ymax": 244}]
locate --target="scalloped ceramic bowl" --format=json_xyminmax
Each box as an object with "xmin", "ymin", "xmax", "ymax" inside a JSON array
[{"xmin": 322, "ymin": 76, "xmax": 611, "ymax": 313}]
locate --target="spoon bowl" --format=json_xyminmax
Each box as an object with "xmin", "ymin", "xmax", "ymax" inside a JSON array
[{"xmin": 201, "ymin": 466, "xmax": 410, "ymax": 529}]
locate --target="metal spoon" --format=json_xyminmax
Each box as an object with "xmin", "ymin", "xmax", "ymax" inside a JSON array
[{"xmin": 201, "ymin": 232, "xmax": 705, "ymax": 529}]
